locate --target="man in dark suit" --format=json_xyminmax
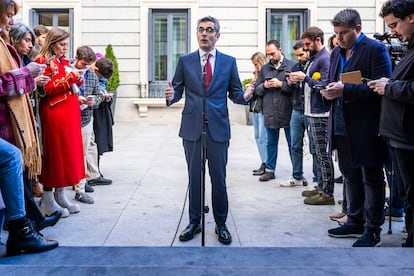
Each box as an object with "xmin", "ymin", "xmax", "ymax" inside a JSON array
[
  {"xmin": 321, "ymin": 9, "xmax": 392, "ymax": 247},
  {"xmin": 165, "ymin": 16, "xmax": 252, "ymax": 245},
  {"xmin": 369, "ymin": 0, "xmax": 414, "ymax": 247}
]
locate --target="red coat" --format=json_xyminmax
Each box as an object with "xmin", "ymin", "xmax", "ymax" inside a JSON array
[{"xmin": 36, "ymin": 56, "xmax": 85, "ymax": 188}]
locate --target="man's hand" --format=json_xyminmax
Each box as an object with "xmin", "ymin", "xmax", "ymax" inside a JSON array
[
  {"xmin": 289, "ymin": 71, "xmax": 306, "ymax": 82},
  {"xmin": 264, "ymin": 78, "xmax": 282, "ymax": 88},
  {"xmin": 320, "ymin": 82, "xmax": 344, "ymax": 100},
  {"xmin": 368, "ymin": 77, "xmax": 389, "ymax": 95},
  {"xmin": 26, "ymin": 62, "xmax": 46, "ymax": 78},
  {"xmin": 165, "ymin": 81, "xmax": 174, "ymax": 101}
]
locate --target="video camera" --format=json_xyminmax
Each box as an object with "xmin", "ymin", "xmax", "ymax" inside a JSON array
[{"xmin": 374, "ymin": 32, "xmax": 408, "ymax": 68}]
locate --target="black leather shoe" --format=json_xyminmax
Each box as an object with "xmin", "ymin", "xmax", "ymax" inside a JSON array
[
  {"xmin": 252, "ymin": 163, "xmax": 265, "ymax": 176},
  {"xmin": 215, "ymin": 224, "xmax": 232, "ymax": 245},
  {"xmin": 88, "ymin": 176, "xmax": 112, "ymax": 186},
  {"xmin": 179, "ymin": 224, "xmax": 201, "ymax": 242},
  {"xmin": 35, "ymin": 211, "xmax": 62, "ymax": 232}
]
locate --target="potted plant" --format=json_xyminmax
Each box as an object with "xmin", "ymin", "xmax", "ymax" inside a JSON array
[
  {"xmin": 242, "ymin": 78, "xmax": 254, "ymax": 125},
  {"xmin": 105, "ymin": 44, "xmax": 120, "ymax": 114}
]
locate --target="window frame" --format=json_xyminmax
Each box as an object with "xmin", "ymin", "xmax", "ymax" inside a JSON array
[{"xmin": 266, "ymin": 9, "xmax": 310, "ymax": 61}]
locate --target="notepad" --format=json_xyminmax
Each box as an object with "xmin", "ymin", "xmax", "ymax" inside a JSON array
[{"xmin": 340, "ymin": 70, "xmax": 362, "ymax": 84}]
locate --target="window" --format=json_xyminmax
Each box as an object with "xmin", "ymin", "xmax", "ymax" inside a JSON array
[
  {"xmin": 30, "ymin": 9, "xmax": 74, "ymax": 59},
  {"xmin": 149, "ymin": 10, "xmax": 189, "ymax": 98},
  {"xmin": 267, "ymin": 9, "xmax": 309, "ymax": 61}
]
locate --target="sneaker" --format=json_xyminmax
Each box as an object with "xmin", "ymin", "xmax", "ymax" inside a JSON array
[
  {"xmin": 280, "ymin": 178, "xmax": 308, "ymax": 187},
  {"xmin": 85, "ymin": 183, "xmax": 95, "ymax": 193},
  {"xmin": 301, "ymin": 188, "xmax": 319, "ymax": 197},
  {"xmin": 304, "ymin": 193, "xmax": 335, "ymax": 205},
  {"xmin": 384, "ymin": 206, "xmax": 404, "ymax": 222},
  {"xmin": 88, "ymin": 176, "xmax": 112, "ymax": 186},
  {"xmin": 259, "ymin": 171, "xmax": 275, "ymax": 182},
  {"xmin": 328, "ymin": 224, "xmax": 364, "ymax": 238},
  {"xmin": 75, "ymin": 192, "xmax": 94, "ymax": 204},
  {"xmin": 352, "ymin": 230, "xmax": 381, "ymax": 247}
]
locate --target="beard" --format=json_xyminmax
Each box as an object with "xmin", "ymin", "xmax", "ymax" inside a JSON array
[{"xmin": 309, "ymin": 49, "xmax": 318, "ymax": 58}]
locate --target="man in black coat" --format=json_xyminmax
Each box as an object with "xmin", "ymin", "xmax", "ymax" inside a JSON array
[{"xmin": 254, "ymin": 40, "xmax": 295, "ymax": 182}]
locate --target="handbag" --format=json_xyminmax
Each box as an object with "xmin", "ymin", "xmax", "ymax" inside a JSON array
[{"xmin": 249, "ymin": 94, "xmax": 263, "ymax": 113}]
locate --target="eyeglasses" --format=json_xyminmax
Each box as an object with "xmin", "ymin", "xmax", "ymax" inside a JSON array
[{"xmin": 197, "ymin": 27, "xmax": 215, "ymax": 34}]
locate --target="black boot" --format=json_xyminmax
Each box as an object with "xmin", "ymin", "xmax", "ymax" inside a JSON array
[
  {"xmin": 34, "ymin": 211, "xmax": 62, "ymax": 232},
  {"xmin": 253, "ymin": 163, "xmax": 266, "ymax": 176},
  {"xmin": 6, "ymin": 217, "xmax": 58, "ymax": 256}
]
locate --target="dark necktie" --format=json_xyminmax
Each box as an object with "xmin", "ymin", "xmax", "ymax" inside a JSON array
[{"xmin": 205, "ymin": 53, "xmax": 212, "ymax": 89}]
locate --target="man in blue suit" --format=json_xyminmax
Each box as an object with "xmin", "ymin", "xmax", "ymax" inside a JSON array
[
  {"xmin": 165, "ymin": 16, "xmax": 252, "ymax": 245},
  {"xmin": 321, "ymin": 9, "xmax": 392, "ymax": 247}
]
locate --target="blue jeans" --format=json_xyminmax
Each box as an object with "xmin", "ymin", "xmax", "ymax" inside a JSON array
[
  {"xmin": 290, "ymin": 110, "xmax": 318, "ymax": 180},
  {"xmin": 253, "ymin": 113, "xmax": 267, "ymax": 163},
  {"xmin": 0, "ymin": 138, "xmax": 26, "ymax": 221},
  {"xmin": 265, "ymin": 127, "xmax": 292, "ymax": 172}
]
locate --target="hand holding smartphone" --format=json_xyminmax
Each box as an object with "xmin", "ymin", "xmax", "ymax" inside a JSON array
[
  {"xmin": 361, "ymin": 77, "xmax": 372, "ymax": 84},
  {"xmin": 45, "ymin": 55, "xmax": 56, "ymax": 65}
]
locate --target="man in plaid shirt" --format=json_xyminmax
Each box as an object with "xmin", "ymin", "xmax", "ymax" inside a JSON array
[{"xmin": 73, "ymin": 46, "xmax": 112, "ymax": 204}]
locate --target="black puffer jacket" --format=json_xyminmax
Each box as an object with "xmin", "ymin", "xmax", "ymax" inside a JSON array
[
  {"xmin": 254, "ymin": 57, "xmax": 296, "ymax": 128},
  {"xmin": 380, "ymin": 36, "xmax": 414, "ymax": 147}
]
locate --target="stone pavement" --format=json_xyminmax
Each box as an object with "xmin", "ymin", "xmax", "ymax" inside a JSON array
[{"xmin": 1, "ymin": 103, "xmax": 413, "ymax": 274}]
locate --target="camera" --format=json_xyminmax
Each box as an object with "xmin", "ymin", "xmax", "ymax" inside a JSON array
[{"xmin": 374, "ymin": 32, "xmax": 408, "ymax": 68}]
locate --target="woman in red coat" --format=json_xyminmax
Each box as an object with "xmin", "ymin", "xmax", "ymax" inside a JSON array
[{"xmin": 35, "ymin": 27, "xmax": 86, "ymax": 216}]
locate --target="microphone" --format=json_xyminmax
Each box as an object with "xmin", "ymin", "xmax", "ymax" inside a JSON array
[
  {"xmin": 202, "ymin": 56, "xmax": 207, "ymax": 76},
  {"xmin": 201, "ymin": 56, "xmax": 207, "ymax": 89}
]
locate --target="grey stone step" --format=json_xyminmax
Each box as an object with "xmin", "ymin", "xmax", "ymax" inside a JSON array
[{"xmin": 1, "ymin": 246, "xmax": 414, "ymax": 275}]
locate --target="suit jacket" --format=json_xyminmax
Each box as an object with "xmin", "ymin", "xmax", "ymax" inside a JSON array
[
  {"xmin": 328, "ymin": 34, "xmax": 392, "ymax": 167},
  {"xmin": 168, "ymin": 49, "xmax": 247, "ymax": 142}
]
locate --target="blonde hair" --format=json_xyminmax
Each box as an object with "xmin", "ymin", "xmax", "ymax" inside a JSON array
[{"xmin": 250, "ymin": 51, "xmax": 266, "ymax": 81}]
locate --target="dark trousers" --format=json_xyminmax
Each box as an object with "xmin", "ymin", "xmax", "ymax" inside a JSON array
[
  {"xmin": 334, "ymin": 136, "xmax": 385, "ymax": 232},
  {"xmin": 183, "ymin": 130, "xmax": 229, "ymax": 226},
  {"xmin": 391, "ymin": 147, "xmax": 414, "ymax": 246},
  {"xmin": 23, "ymin": 170, "xmax": 44, "ymax": 223}
]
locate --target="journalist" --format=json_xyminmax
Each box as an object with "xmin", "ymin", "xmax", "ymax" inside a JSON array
[
  {"xmin": 321, "ymin": 8, "xmax": 392, "ymax": 247},
  {"xmin": 368, "ymin": 0, "xmax": 414, "ymax": 247}
]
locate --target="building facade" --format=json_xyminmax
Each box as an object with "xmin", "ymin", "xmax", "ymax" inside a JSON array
[{"xmin": 16, "ymin": 0, "xmax": 388, "ymax": 120}]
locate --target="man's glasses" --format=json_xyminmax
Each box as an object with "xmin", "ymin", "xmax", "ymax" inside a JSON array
[{"xmin": 198, "ymin": 27, "xmax": 215, "ymax": 34}]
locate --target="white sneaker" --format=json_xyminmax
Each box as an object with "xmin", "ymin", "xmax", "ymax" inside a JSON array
[{"xmin": 280, "ymin": 178, "xmax": 307, "ymax": 187}]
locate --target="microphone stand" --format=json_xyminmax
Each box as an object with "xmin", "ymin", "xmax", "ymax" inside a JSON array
[{"xmin": 201, "ymin": 63, "xmax": 209, "ymax": 246}]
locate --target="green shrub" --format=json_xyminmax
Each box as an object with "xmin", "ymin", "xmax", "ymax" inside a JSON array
[
  {"xmin": 242, "ymin": 78, "xmax": 253, "ymax": 91},
  {"xmin": 104, "ymin": 44, "xmax": 120, "ymax": 92}
]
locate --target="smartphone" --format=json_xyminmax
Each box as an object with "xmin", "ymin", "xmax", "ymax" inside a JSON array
[
  {"xmin": 45, "ymin": 55, "xmax": 56, "ymax": 65},
  {"xmin": 361, "ymin": 77, "xmax": 372, "ymax": 84}
]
